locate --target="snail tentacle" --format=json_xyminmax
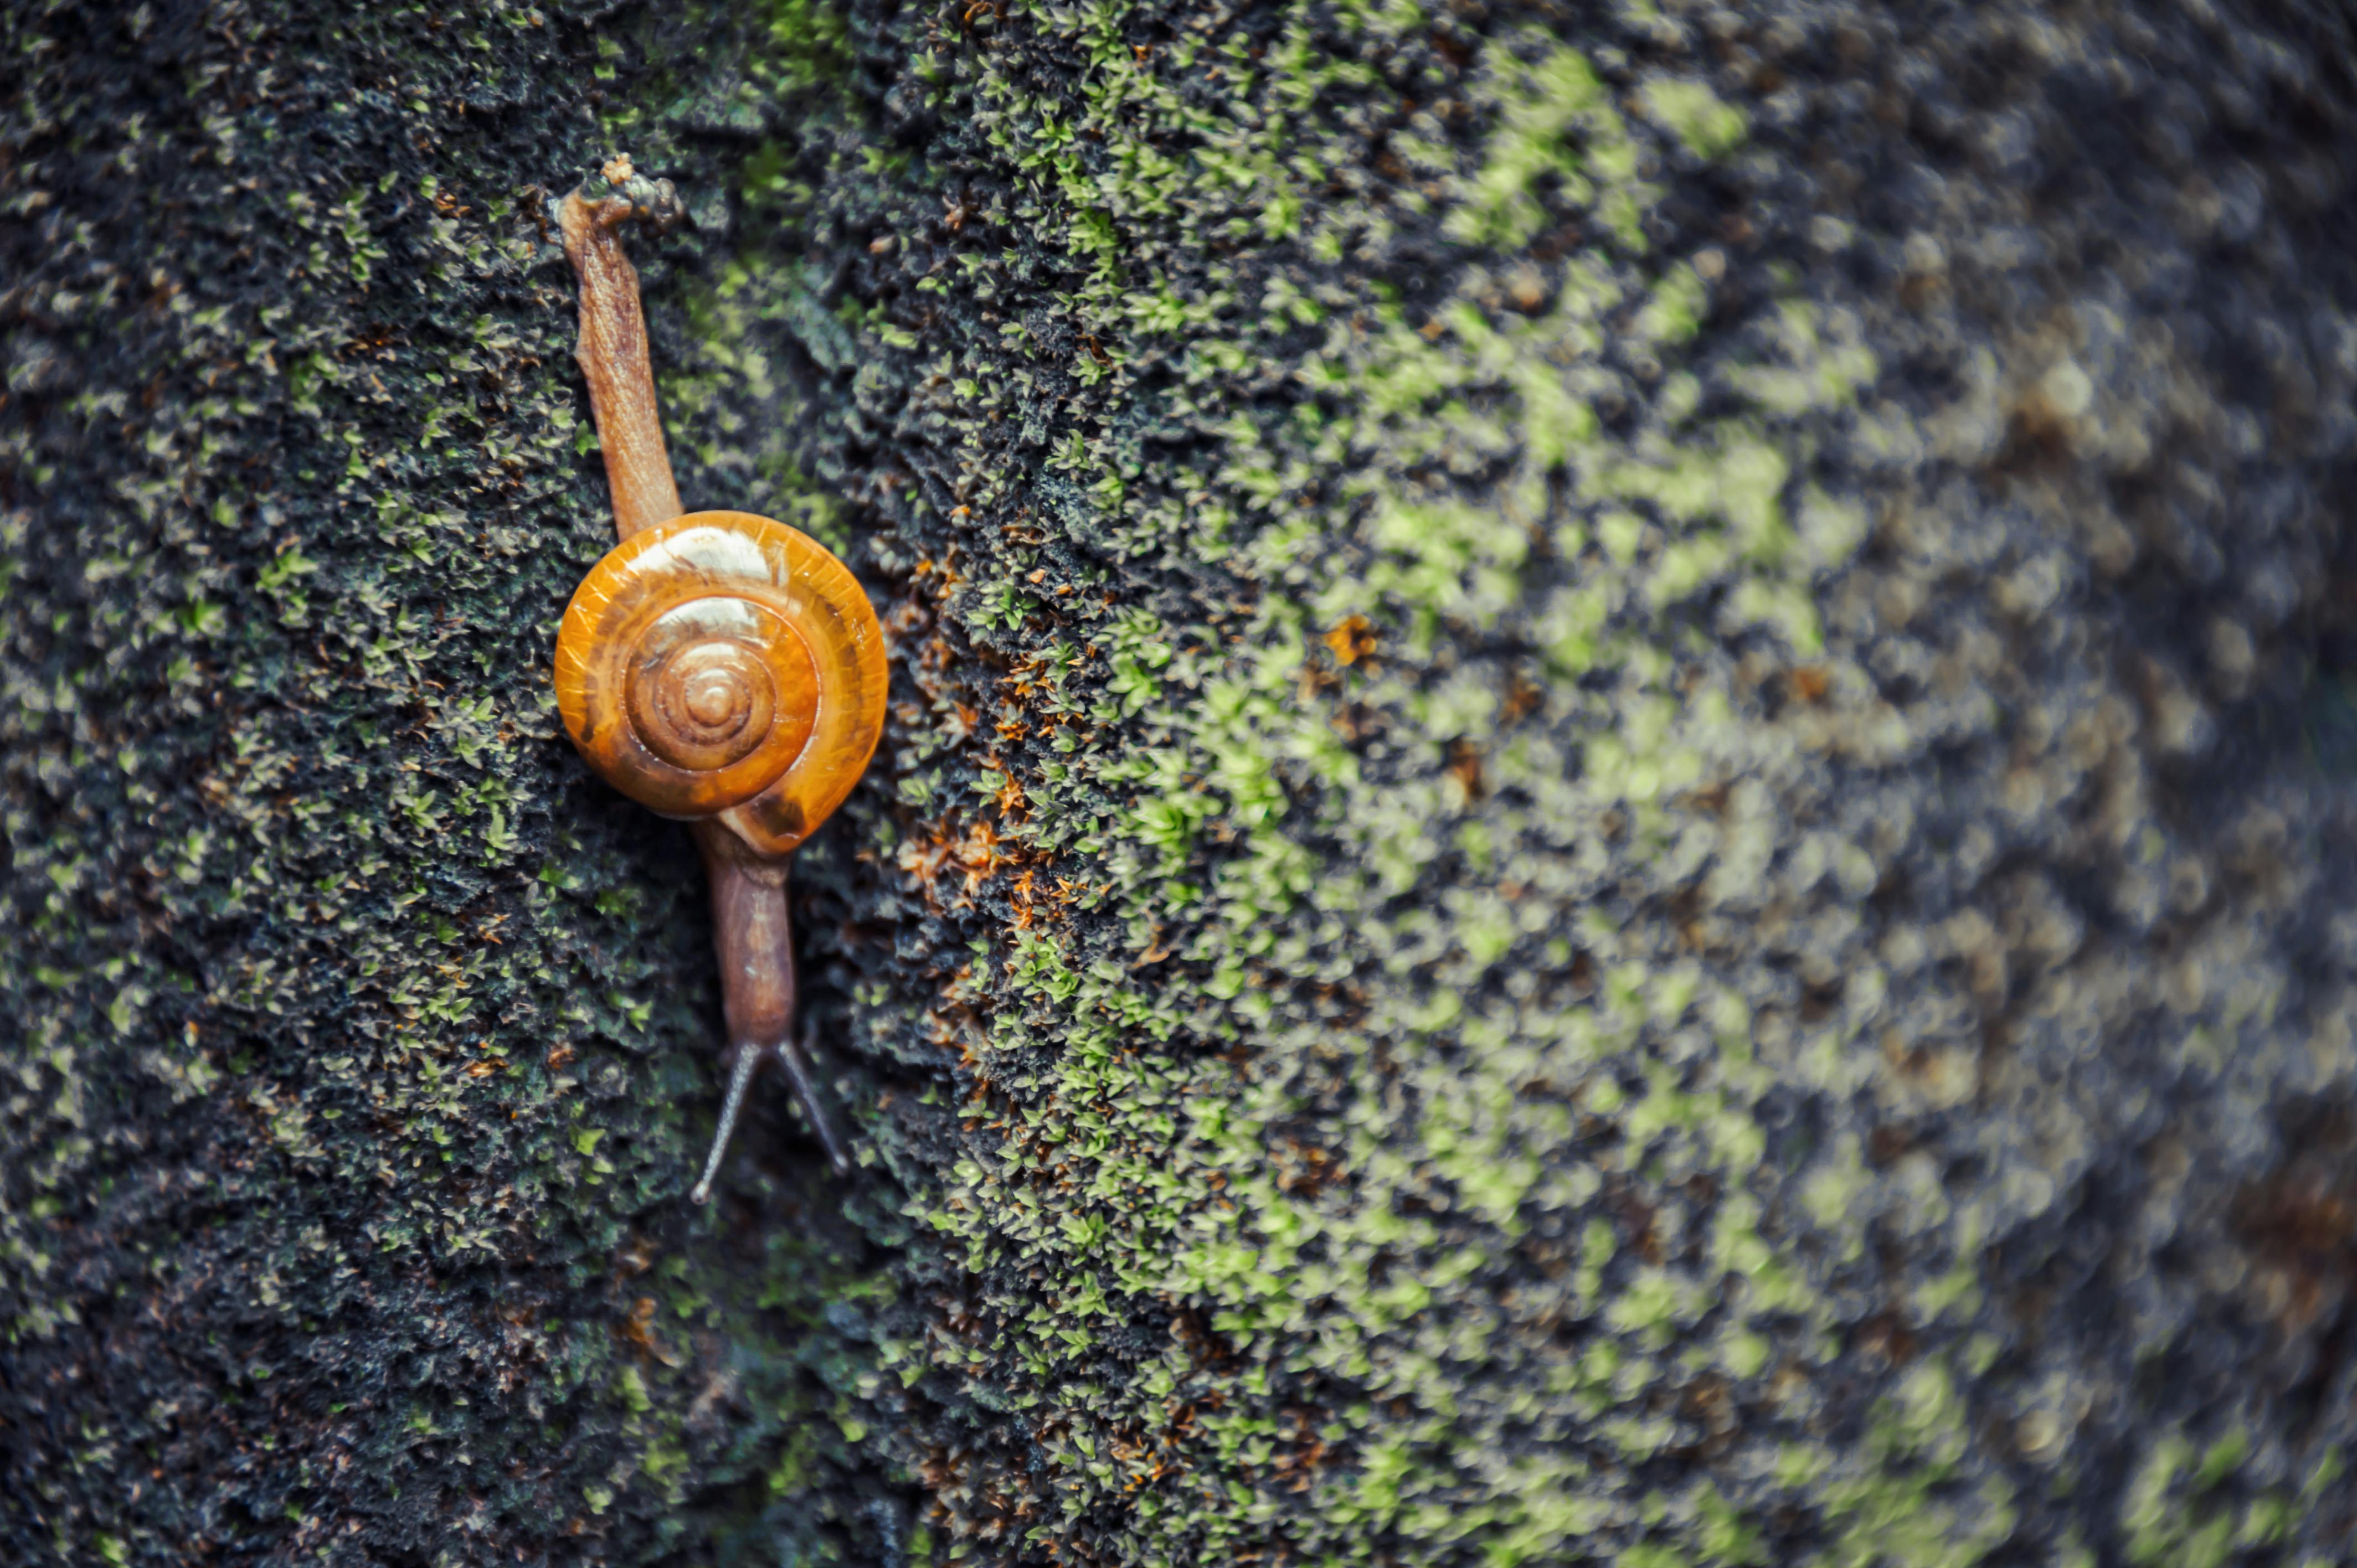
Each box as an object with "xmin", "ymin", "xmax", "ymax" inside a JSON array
[
  {"xmin": 778, "ymin": 1017, "xmax": 854, "ymax": 1175},
  {"xmin": 689, "ymin": 1041, "xmax": 766, "ymax": 1207}
]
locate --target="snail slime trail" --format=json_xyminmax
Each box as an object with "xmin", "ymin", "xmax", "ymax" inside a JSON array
[{"xmin": 549, "ymin": 158, "xmax": 886, "ymax": 1203}]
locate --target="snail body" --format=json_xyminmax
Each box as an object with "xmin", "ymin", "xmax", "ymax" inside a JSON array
[{"xmin": 551, "ymin": 161, "xmax": 876, "ymax": 1201}]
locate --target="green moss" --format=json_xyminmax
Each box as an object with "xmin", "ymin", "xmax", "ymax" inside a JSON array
[
  {"xmin": 1639, "ymin": 78, "xmax": 1748, "ymax": 161},
  {"xmin": 615, "ymin": 1, "xmax": 2045, "ymax": 1558},
  {"xmin": 13, "ymin": 0, "xmax": 2353, "ymax": 1563}
]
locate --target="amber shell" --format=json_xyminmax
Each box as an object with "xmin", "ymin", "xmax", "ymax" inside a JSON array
[{"xmin": 554, "ymin": 510, "xmax": 887, "ymax": 855}]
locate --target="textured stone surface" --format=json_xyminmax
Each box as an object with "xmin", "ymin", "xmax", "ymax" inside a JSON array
[{"xmin": 5, "ymin": 0, "xmax": 2356, "ymax": 1564}]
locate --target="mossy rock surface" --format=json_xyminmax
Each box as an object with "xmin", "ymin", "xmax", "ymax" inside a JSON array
[{"xmin": 6, "ymin": 1, "xmax": 2357, "ymax": 1564}]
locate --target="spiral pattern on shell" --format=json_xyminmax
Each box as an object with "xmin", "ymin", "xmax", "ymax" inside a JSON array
[{"xmin": 554, "ymin": 511, "xmax": 887, "ymax": 855}]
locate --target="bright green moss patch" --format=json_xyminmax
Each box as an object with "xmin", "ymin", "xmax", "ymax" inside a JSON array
[{"xmin": 1640, "ymin": 76, "xmax": 1748, "ymax": 161}]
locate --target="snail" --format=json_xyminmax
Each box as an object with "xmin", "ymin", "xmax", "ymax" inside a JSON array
[{"xmin": 550, "ymin": 157, "xmax": 885, "ymax": 1203}]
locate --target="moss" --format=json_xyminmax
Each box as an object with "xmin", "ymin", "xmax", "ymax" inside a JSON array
[
  {"xmin": 644, "ymin": 3, "xmax": 1991, "ymax": 1562},
  {"xmin": 12, "ymin": 0, "xmax": 2357, "ymax": 1565},
  {"xmin": 0, "ymin": 0, "xmax": 891, "ymax": 1561}
]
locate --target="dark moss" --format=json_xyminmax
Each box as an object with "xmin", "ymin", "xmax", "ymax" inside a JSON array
[{"xmin": 0, "ymin": 1, "xmax": 896, "ymax": 1562}]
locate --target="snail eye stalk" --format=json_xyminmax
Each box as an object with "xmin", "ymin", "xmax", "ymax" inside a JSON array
[
  {"xmin": 550, "ymin": 158, "xmax": 883, "ymax": 1203},
  {"xmin": 689, "ymin": 1017, "xmax": 854, "ymax": 1206},
  {"xmin": 778, "ymin": 1015, "xmax": 855, "ymax": 1174},
  {"xmin": 689, "ymin": 1044, "xmax": 765, "ymax": 1208}
]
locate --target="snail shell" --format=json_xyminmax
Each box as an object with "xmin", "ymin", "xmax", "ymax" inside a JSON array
[{"xmin": 553, "ymin": 510, "xmax": 887, "ymax": 857}]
